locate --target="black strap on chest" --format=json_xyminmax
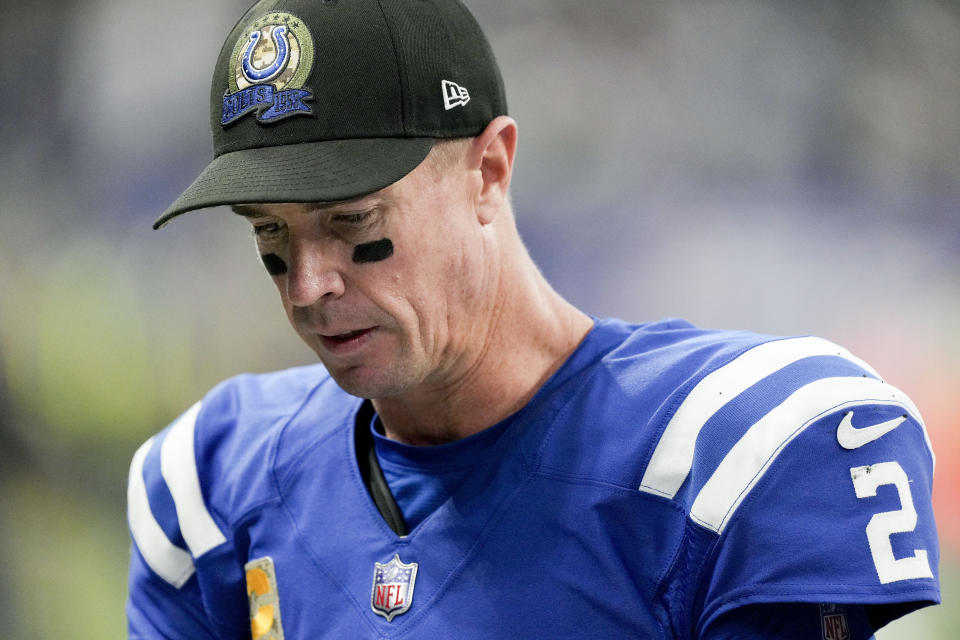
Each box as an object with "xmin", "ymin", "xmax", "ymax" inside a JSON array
[{"xmin": 354, "ymin": 400, "xmax": 409, "ymax": 537}]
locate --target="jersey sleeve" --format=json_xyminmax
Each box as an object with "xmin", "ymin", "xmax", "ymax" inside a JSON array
[
  {"xmin": 127, "ymin": 543, "xmax": 220, "ymax": 639},
  {"xmin": 696, "ymin": 398, "xmax": 940, "ymax": 635},
  {"xmin": 702, "ymin": 602, "xmax": 876, "ymax": 639},
  {"xmin": 125, "ymin": 402, "xmax": 246, "ymax": 639}
]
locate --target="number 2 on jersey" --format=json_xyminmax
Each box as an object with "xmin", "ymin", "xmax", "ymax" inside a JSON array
[{"xmin": 849, "ymin": 461, "xmax": 934, "ymax": 584}]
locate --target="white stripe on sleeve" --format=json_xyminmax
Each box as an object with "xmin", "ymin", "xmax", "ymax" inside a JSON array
[
  {"xmin": 689, "ymin": 376, "xmax": 924, "ymax": 533},
  {"xmin": 127, "ymin": 436, "xmax": 196, "ymax": 588},
  {"xmin": 160, "ymin": 402, "xmax": 227, "ymax": 558},
  {"xmin": 639, "ymin": 337, "xmax": 880, "ymax": 499}
]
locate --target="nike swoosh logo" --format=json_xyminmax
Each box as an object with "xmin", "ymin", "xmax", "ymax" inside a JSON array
[{"xmin": 836, "ymin": 411, "xmax": 906, "ymax": 450}]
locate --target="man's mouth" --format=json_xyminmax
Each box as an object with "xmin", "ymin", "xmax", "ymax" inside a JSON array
[
  {"xmin": 319, "ymin": 327, "xmax": 376, "ymax": 350},
  {"xmin": 327, "ymin": 329, "xmax": 366, "ymax": 342}
]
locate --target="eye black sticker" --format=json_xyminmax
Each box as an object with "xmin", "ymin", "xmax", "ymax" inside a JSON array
[
  {"xmin": 261, "ymin": 253, "xmax": 288, "ymax": 275},
  {"xmin": 353, "ymin": 238, "xmax": 394, "ymax": 264}
]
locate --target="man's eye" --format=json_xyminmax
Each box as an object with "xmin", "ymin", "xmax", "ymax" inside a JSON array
[
  {"xmin": 253, "ymin": 222, "xmax": 281, "ymax": 236},
  {"xmin": 333, "ymin": 212, "xmax": 373, "ymax": 226}
]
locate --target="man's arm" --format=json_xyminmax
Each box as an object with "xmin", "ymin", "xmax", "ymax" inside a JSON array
[
  {"xmin": 126, "ymin": 404, "xmax": 245, "ymax": 639},
  {"xmin": 696, "ymin": 403, "xmax": 939, "ymax": 637},
  {"xmin": 127, "ymin": 546, "xmax": 221, "ymax": 640}
]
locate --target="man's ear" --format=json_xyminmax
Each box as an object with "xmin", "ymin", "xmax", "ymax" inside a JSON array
[{"xmin": 467, "ymin": 116, "xmax": 517, "ymax": 224}]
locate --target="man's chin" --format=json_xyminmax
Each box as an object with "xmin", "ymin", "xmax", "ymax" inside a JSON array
[{"xmin": 322, "ymin": 362, "xmax": 412, "ymax": 400}]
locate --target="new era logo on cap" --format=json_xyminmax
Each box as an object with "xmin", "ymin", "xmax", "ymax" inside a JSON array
[{"xmin": 442, "ymin": 80, "xmax": 470, "ymax": 110}]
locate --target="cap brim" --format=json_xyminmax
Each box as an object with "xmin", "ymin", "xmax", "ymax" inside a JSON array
[{"xmin": 153, "ymin": 137, "xmax": 436, "ymax": 229}]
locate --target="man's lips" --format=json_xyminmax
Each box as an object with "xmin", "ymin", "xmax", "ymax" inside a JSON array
[
  {"xmin": 318, "ymin": 327, "xmax": 377, "ymax": 352},
  {"xmin": 321, "ymin": 328, "xmax": 369, "ymax": 341}
]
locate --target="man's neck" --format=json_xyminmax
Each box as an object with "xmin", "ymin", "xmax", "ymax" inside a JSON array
[{"xmin": 372, "ymin": 248, "xmax": 593, "ymax": 446}]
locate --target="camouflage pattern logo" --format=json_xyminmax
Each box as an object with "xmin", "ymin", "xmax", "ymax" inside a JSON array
[
  {"xmin": 246, "ymin": 556, "xmax": 286, "ymax": 640},
  {"xmin": 222, "ymin": 12, "xmax": 315, "ymax": 125},
  {"xmin": 371, "ymin": 554, "xmax": 418, "ymax": 622}
]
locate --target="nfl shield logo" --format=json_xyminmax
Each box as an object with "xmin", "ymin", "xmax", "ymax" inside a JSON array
[
  {"xmin": 819, "ymin": 603, "xmax": 850, "ymax": 640},
  {"xmin": 371, "ymin": 554, "xmax": 418, "ymax": 622}
]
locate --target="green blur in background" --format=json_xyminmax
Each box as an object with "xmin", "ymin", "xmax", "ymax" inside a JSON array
[{"xmin": 1, "ymin": 0, "xmax": 957, "ymax": 637}]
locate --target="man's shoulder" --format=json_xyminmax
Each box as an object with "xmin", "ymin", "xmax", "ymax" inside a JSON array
[
  {"xmin": 598, "ymin": 316, "xmax": 778, "ymax": 378},
  {"xmin": 152, "ymin": 363, "xmax": 347, "ymax": 474},
  {"xmin": 201, "ymin": 362, "xmax": 338, "ymax": 421},
  {"xmin": 126, "ymin": 363, "xmax": 358, "ymax": 587},
  {"xmin": 543, "ymin": 318, "xmax": 931, "ymax": 502},
  {"xmin": 571, "ymin": 320, "xmax": 939, "ymax": 630},
  {"xmin": 531, "ymin": 318, "xmax": 781, "ymax": 485},
  {"xmin": 628, "ymin": 324, "xmax": 928, "ymax": 508},
  {"xmin": 573, "ymin": 317, "xmax": 789, "ymax": 442}
]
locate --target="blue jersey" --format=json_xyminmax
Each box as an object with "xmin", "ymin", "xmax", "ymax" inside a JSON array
[{"xmin": 126, "ymin": 318, "xmax": 940, "ymax": 639}]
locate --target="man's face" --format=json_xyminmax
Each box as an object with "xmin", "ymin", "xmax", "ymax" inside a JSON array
[{"xmin": 235, "ymin": 148, "xmax": 488, "ymax": 399}]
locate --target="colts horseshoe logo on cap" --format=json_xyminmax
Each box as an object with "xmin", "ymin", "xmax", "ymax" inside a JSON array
[
  {"xmin": 221, "ymin": 12, "xmax": 315, "ymax": 126},
  {"xmin": 242, "ymin": 26, "xmax": 291, "ymax": 83}
]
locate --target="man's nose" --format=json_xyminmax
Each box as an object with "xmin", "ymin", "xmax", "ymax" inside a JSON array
[{"xmin": 284, "ymin": 236, "xmax": 346, "ymax": 307}]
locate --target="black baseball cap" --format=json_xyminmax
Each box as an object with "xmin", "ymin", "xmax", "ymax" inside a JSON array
[{"xmin": 154, "ymin": 0, "xmax": 507, "ymax": 229}]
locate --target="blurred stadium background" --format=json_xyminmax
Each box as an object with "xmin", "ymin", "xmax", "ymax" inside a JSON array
[{"xmin": 0, "ymin": 0, "xmax": 957, "ymax": 636}]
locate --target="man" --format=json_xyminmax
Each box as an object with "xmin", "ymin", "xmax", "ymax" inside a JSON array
[{"xmin": 128, "ymin": 0, "xmax": 940, "ymax": 637}]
